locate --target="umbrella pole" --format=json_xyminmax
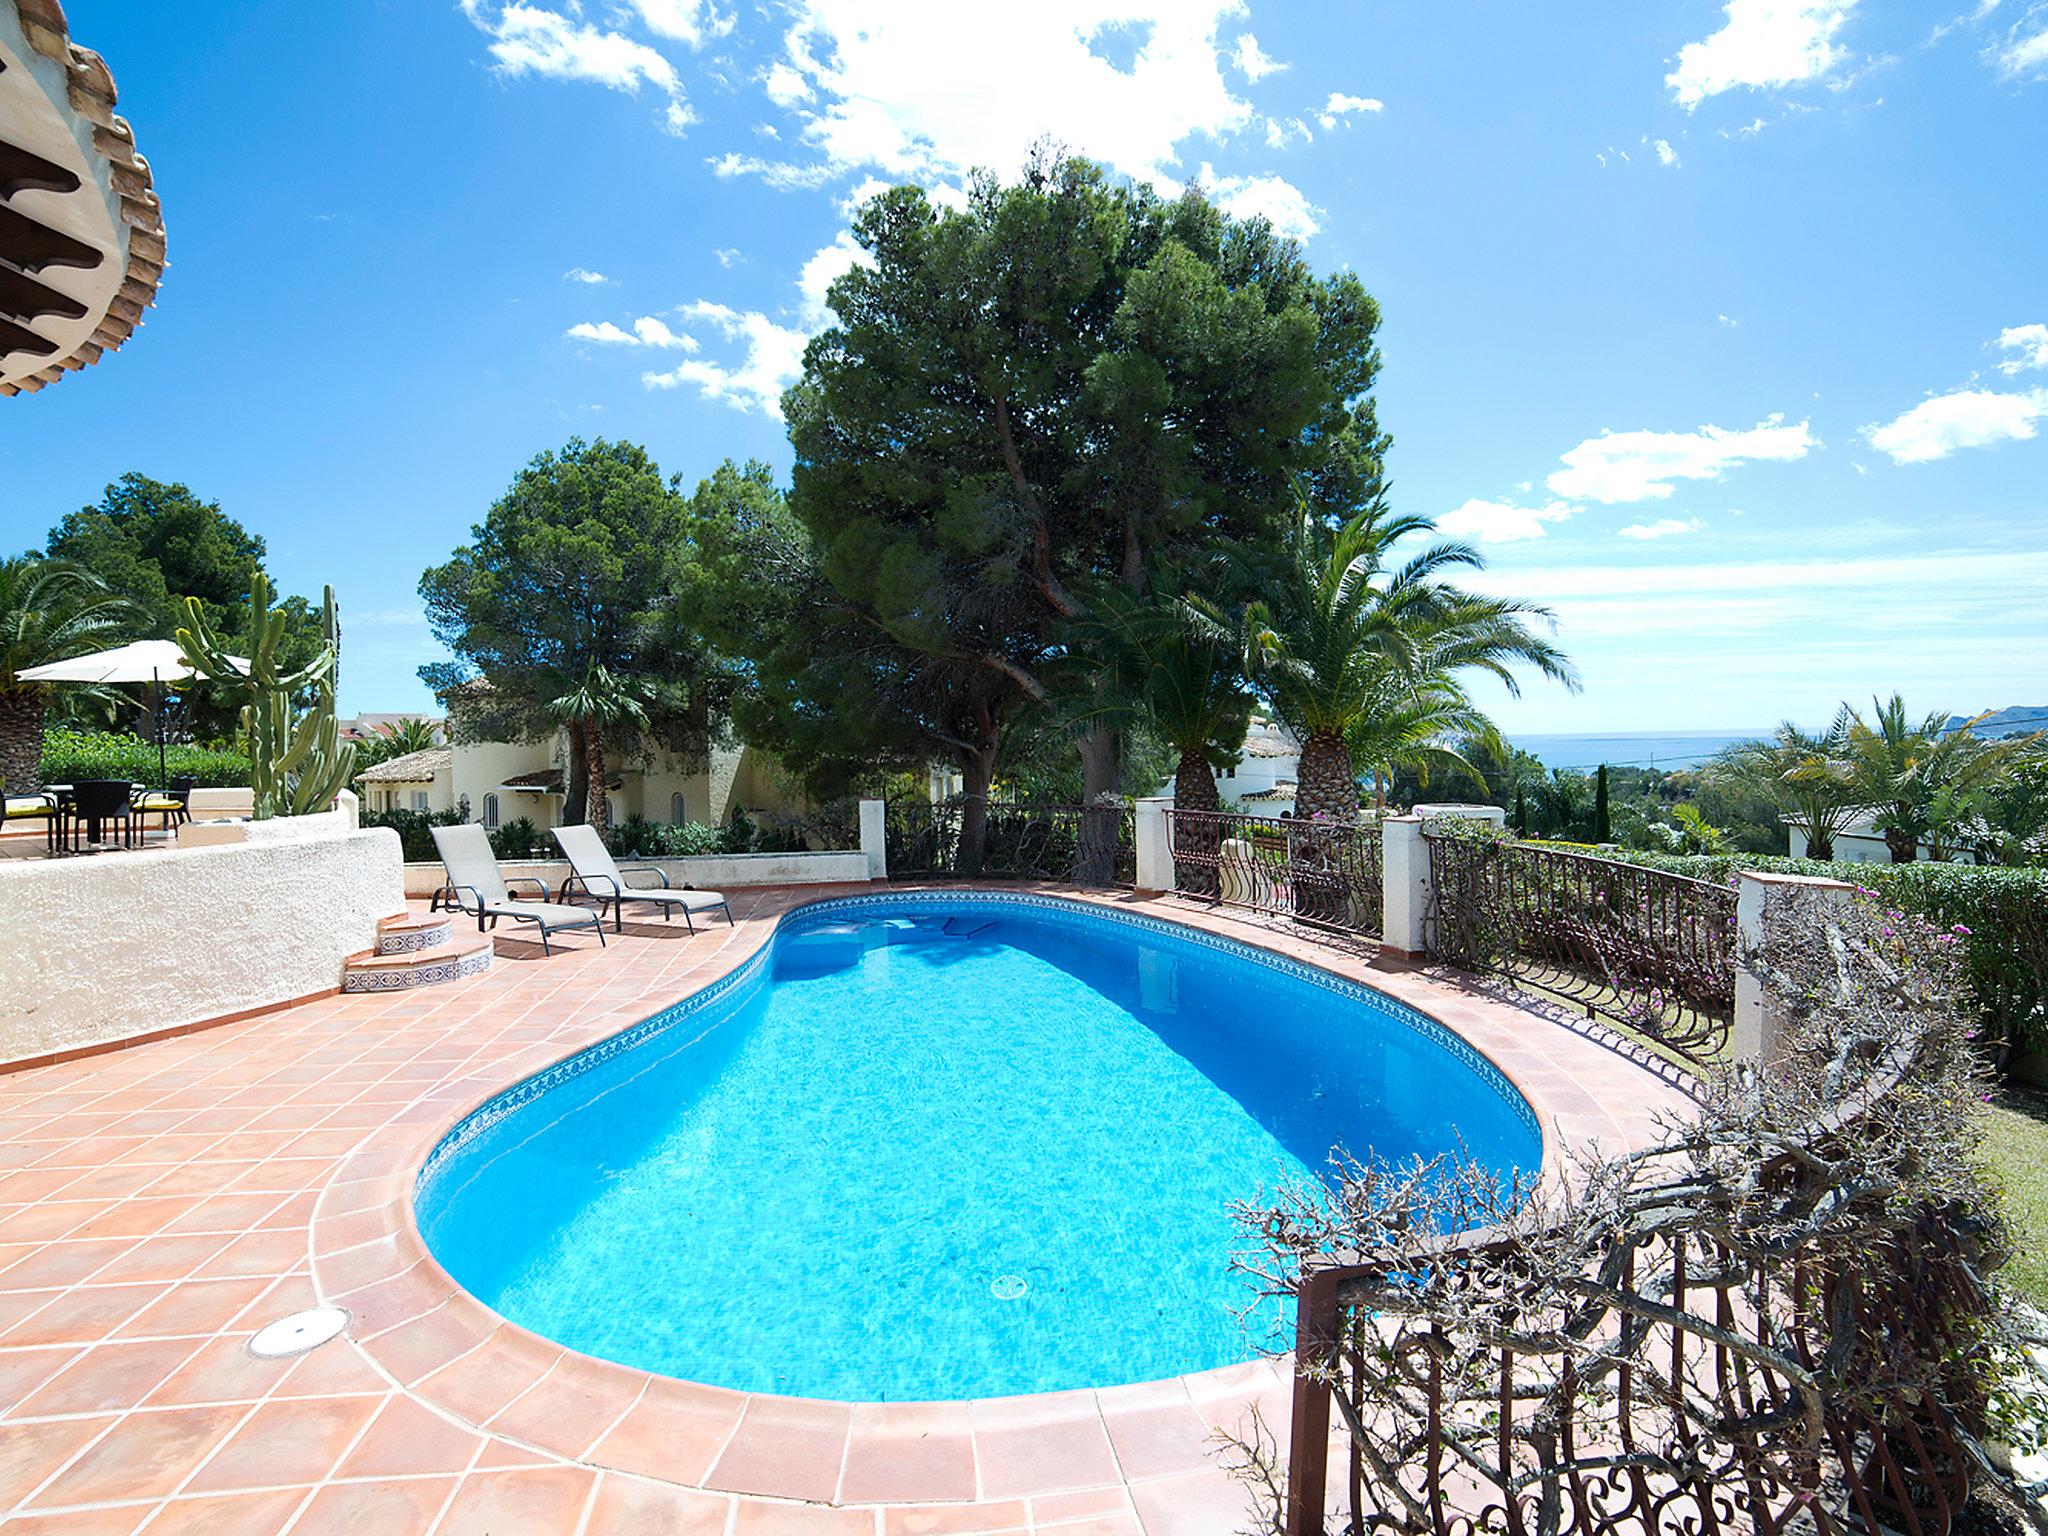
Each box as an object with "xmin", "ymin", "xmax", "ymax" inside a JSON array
[{"xmin": 154, "ymin": 670, "xmax": 167, "ymax": 791}]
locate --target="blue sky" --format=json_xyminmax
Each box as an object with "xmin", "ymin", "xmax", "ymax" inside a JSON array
[{"xmin": 3, "ymin": 0, "xmax": 2044, "ymax": 735}]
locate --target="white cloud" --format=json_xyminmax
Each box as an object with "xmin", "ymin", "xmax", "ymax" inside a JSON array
[
  {"xmin": 565, "ymin": 316, "xmax": 698, "ymax": 349},
  {"xmin": 1652, "ymin": 137, "xmax": 1681, "ymax": 167},
  {"xmin": 1618, "ymin": 516, "xmax": 1706, "ymax": 540},
  {"xmin": 1547, "ymin": 415, "xmax": 1817, "ymax": 503},
  {"xmin": 459, "ymin": 2, "xmax": 693, "ymax": 130},
  {"xmin": 1666, "ymin": 0, "xmax": 1860, "ymax": 109},
  {"xmin": 1231, "ymin": 33, "xmax": 1287, "ymax": 81},
  {"xmin": 714, "ymin": 247, "xmax": 741, "ymax": 268},
  {"xmin": 563, "ymin": 267, "xmax": 612, "ymax": 285},
  {"xmin": 644, "ymin": 301, "xmax": 811, "ymax": 416},
  {"xmin": 765, "ymin": 61, "xmax": 814, "ymax": 106},
  {"xmin": 708, "ymin": 151, "xmax": 837, "ymax": 190},
  {"xmin": 1437, "ymin": 497, "xmax": 1579, "ymax": 543},
  {"xmin": 1197, "ymin": 164, "xmax": 1321, "ymax": 239},
  {"xmin": 624, "ymin": 0, "xmax": 731, "ymax": 47},
  {"xmin": 1317, "ymin": 91, "xmax": 1383, "ymax": 129},
  {"xmin": 1863, "ymin": 386, "xmax": 2048, "ymax": 463},
  {"xmin": 1717, "ymin": 312, "xmax": 1739, "ymax": 327},
  {"xmin": 1998, "ymin": 21, "xmax": 2048, "ymax": 74},
  {"xmin": 1995, "ymin": 323, "xmax": 2048, "ymax": 374},
  {"xmin": 798, "ymin": 232, "xmax": 873, "ymax": 326},
  {"xmin": 752, "ymin": 1, "xmax": 1256, "ymax": 192}
]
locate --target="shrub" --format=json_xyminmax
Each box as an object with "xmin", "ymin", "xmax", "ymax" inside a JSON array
[
  {"xmin": 40, "ymin": 728, "xmax": 249, "ymax": 788},
  {"xmin": 605, "ymin": 814, "xmax": 727, "ymax": 858},
  {"xmin": 359, "ymin": 807, "xmax": 461, "ymax": 861},
  {"xmin": 489, "ymin": 817, "xmax": 540, "ymax": 860}
]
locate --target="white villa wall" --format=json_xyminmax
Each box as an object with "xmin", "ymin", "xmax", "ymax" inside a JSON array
[
  {"xmin": 449, "ymin": 739, "xmax": 558, "ymax": 828},
  {"xmin": 361, "ymin": 765, "xmax": 454, "ymax": 815},
  {"xmin": 0, "ymin": 822, "xmax": 405, "ymax": 1066},
  {"xmin": 401, "ymin": 848, "xmax": 872, "ymax": 899},
  {"xmin": 1786, "ymin": 821, "xmax": 1976, "ymax": 865}
]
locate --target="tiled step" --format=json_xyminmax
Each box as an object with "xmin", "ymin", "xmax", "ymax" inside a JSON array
[
  {"xmin": 376, "ymin": 911, "xmax": 454, "ymax": 956},
  {"xmin": 343, "ymin": 930, "xmax": 491, "ymax": 993}
]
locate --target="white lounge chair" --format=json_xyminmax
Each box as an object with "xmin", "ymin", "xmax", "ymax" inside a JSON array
[
  {"xmin": 431, "ymin": 823, "xmax": 605, "ymax": 955},
  {"xmin": 550, "ymin": 823, "xmax": 733, "ymax": 933}
]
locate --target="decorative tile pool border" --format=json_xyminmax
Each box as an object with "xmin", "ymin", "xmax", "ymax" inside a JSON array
[{"xmin": 414, "ymin": 889, "xmax": 1541, "ymax": 1198}]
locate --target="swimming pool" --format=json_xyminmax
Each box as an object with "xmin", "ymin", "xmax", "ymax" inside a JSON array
[{"xmin": 414, "ymin": 893, "xmax": 1540, "ymax": 1401}]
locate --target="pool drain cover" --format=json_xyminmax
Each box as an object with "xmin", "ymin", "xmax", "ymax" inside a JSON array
[
  {"xmin": 990, "ymin": 1274, "xmax": 1028, "ymax": 1301},
  {"xmin": 248, "ymin": 1306, "xmax": 349, "ymax": 1358}
]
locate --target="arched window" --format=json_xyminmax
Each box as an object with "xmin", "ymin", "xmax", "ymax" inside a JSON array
[
  {"xmin": 671, "ymin": 791, "xmax": 688, "ymax": 825},
  {"xmin": 482, "ymin": 793, "xmax": 499, "ymax": 829}
]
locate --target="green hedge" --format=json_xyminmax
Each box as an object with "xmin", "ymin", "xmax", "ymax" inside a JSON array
[
  {"xmin": 39, "ymin": 728, "xmax": 249, "ymax": 788},
  {"xmin": 359, "ymin": 808, "xmax": 542, "ymax": 862},
  {"xmin": 1506, "ymin": 837, "xmax": 2048, "ymax": 1059}
]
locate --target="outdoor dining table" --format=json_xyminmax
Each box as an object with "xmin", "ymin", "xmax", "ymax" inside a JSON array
[{"xmin": 42, "ymin": 782, "xmax": 146, "ymax": 852}]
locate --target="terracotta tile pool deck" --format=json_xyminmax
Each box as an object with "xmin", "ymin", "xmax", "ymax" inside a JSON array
[{"xmin": 0, "ymin": 883, "xmax": 1698, "ymax": 1534}]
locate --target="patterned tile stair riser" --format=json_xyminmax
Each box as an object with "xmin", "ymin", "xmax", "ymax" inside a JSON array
[
  {"xmin": 377, "ymin": 921, "xmax": 454, "ymax": 956},
  {"xmin": 414, "ymin": 889, "xmax": 1540, "ymax": 1198},
  {"xmin": 343, "ymin": 945, "xmax": 492, "ymax": 993}
]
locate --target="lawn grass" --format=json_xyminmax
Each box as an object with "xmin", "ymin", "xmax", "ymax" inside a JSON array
[{"xmin": 1984, "ymin": 1085, "xmax": 2048, "ymax": 1308}]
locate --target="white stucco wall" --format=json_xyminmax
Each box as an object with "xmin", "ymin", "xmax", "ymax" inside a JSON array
[{"xmin": 0, "ymin": 825, "xmax": 405, "ymax": 1065}]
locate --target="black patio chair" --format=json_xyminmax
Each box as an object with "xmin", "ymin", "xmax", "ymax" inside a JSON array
[
  {"xmin": 69, "ymin": 778, "xmax": 137, "ymax": 851},
  {"xmin": 133, "ymin": 775, "xmax": 196, "ymax": 835},
  {"xmin": 1, "ymin": 776, "xmax": 59, "ymax": 854}
]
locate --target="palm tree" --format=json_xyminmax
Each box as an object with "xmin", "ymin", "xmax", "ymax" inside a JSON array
[
  {"xmin": 547, "ymin": 661, "xmax": 647, "ymax": 837},
  {"xmin": 1840, "ymin": 695, "xmax": 2033, "ymax": 863},
  {"xmin": 1244, "ymin": 501, "xmax": 1577, "ymax": 822},
  {"xmin": 1713, "ymin": 714, "xmax": 1858, "ymax": 860},
  {"xmin": 379, "ymin": 717, "xmax": 441, "ymax": 755},
  {"xmin": 1344, "ymin": 662, "xmax": 1504, "ymax": 811},
  {"xmin": 0, "ymin": 557, "xmax": 137, "ymax": 793}
]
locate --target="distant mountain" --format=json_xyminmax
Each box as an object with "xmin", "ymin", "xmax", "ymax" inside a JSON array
[{"xmin": 1945, "ymin": 705, "xmax": 2048, "ymax": 737}]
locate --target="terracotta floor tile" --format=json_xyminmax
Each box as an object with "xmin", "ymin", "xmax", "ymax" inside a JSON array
[
  {"xmin": 434, "ymin": 1465, "xmax": 595, "ymax": 1535},
  {"xmin": 0, "ymin": 1416, "xmax": 116, "ymax": 1509},
  {"xmin": 184, "ymin": 1391, "xmax": 382, "ymax": 1493},
  {"xmin": 3, "ymin": 1284, "xmax": 168, "ymax": 1348},
  {"xmin": 0, "ymin": 1345, "xmax": 81, "ymax": 1414},
  {"xmin": 1125, "ymin": 1468, "xmax": 1261, "ymax": 1536},
  {"xmin": 881, "ymin": 1501, "xmax": 1032, "ymax": 1534},
  {"xmin": 0, "ymin": 1238, "xmax": 138, "ymax": 1290},
  {"xmin": 842, "ymin": 1402, "xmax": 978, "ymax": 1504},
  {"xmin": 2, "ymin": 1505, "xmax": 152, "ymax": 1535},
  {"xmin": 30, "ymin": 1404, "xmax": 247, "ymax": 1508},
  {"xmin": 138, "ymin": 1486, "xmax": 312, "ymax": 1535},
  {"xmin": 1097, "ymin": 1399, "xmax": 1215, "ymax": 1482},
  {"xmin": 143, "ymin": 1334, "xmax": 296, "ymax": 1408},
  {"xmin": 113, "ymin": 1280, "xmax": 271, "ymax": 1341},
  {"xmin": 974, "ymin": 1413, "xmax": 1120, "ymax": 1500},
  {"xmin": 87, "ymin": 1235, "xmax": 236, "ymax": 1288},
  {"xmin": 484, "ymin": 1363, "xmax": 641, "ymax": 1460},
  {"xmin": 730, "ymin": 1500, "xmax": 875, "ymax": 1535},
  {"xmin": 14, "ymin": 1337, "xmax": 204, "ymax": 1417},
  {"xmin": 336, "ymin": 1394, "xmax": 484, "ymax": 1479},
  {"xmin": 706, "ymin": 1398, "xmax": 850, "ymax": 1503},
  {"xmin": 287, "ymin": 1475, "xmax": 458, "ymax": 1536},
  {"xmin": 582, "ymin": 1473, "xmax": 729, "ymax": 1536},
  {"xmin": 585, "ymin": 1389, "xmax": 745, "ymax": 1486}
]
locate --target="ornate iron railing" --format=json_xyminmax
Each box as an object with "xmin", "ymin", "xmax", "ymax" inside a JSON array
[
  {"xmin": 884, "ymin": 799, "xmax": 1135, "ymax": 888},
  {"xmin": 1284, "ymin": 1203, "xmax": 1975, "ymax": 1536},
  {"xmin": 1423, "ymin": 831, "xmax": 1736, "ymax": 1062},
  {"xmin": 745, "ymin": 799, "xmax": 859, "ymax": 853},
  {"xmin": 1165, "ymin": 809, "xmax": 1384, "ymax": 936}
]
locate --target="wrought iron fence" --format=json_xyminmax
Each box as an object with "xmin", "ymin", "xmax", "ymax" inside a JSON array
[
  {"xmin": 884, "ymin": 799, "xmax": 1135, "ymax": 888},
  {"xmin": 1285, "ymin": 1197, "xmax": 1974, "ymax": 1536},
  {"xmin": 744, "ymin": 798, "xmax": 859, "ymax": 853},
  {"xmin": 1166, "ymin": 810, "xmax": 1384, "ymax": 937},
  {"xmin": 1423, "ymin": 830, "xmax": 1736, "ymax": 1061}
]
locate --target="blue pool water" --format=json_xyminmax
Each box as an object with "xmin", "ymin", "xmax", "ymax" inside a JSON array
[{"xmin": 415, "ymin": 895, "xmax": 1539, "ymax": 1400}]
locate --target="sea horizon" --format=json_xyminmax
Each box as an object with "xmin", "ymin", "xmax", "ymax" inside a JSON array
[{"xmin": 1509, "ymin": 731, "xmax": 1769, "ymax": 772}]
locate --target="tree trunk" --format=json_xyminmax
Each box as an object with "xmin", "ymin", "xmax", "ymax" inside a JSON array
[
  {"xmin": 584, "ymin": 718, "xmax": 611, "ymax": 838},
  {"xmin": 1807, "ymin": 829, "xmax": 1835, "ymax": 861},
  {"xmin": 1171, "ymin": 748, "xmax": 1222, "ymax": 897},
  {"xmin": 1884, "ymin": 825, "xmax": 1917, "ymax": 863},
  {"xmin": 1294, "ymin": 730, "xmax": 1358, "ymax": 823},
  {"xmin": 562, "ymin": 724, "xmax": 588, "ymax": 828},
  {"xmin": 1075, "ymin": 723, "xmax": 1121, "ymax": 886},
  {"xmin": 0, "ymin": 689, "xmax": 48, "ymax": 794},
  {"xmin": 955, "ymin": 742, "xmax": 996, "ymax": 876}
]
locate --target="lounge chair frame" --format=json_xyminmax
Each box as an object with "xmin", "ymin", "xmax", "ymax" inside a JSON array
[{"xmin": 549, "ymin": 825, "xmax": 734, "ymax": 933}]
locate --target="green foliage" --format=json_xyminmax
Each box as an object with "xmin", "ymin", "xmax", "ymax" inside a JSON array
[
  {"xmin": 489, "ymin": 816, "xmax": 540, "ymax": 860},
  {"xmin": 1841, "ymin": 694, "xmax": 2039, "ymax": 862},
  {"xmin": 419, "ymin": 438, "xmax": 725, "ymax": 822},
  {"xmin": 1711, "ymin": 715, "xmax": 1859, "ymax": 859},
  {"xmin": 39, "ymin": 728, "xmax": 249, "ymax": 787},
  {"xmin": 359, "ymin": 807, "xmax": 462, "ymax": 861},
  {"xmin": 178, "ymin": 575, "xmax": 350, "ymax": 819},
  {"xmin": 45, "ymin": 474, "xmax": 324, "ymax": 734},
  {"xmin": 605, "ymin": 813, "xmax": 729, "ymax": 858}
]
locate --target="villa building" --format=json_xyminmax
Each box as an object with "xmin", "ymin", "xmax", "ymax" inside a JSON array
[
  {"xmin": 358, "ymin": 727, "xmax": 795, "ymax": 829},
  {"xmin": 1163, "ymin": 713, "xmax": 1303, "ymax": 813}
]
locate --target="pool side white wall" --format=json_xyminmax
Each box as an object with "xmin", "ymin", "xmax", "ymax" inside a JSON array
[
  {"xmin": 400, "ymin": 849, "xmax": 875, "ymax": 899},
  {"xmin": 0, "ymin": 822, "xmax": 405, "ymax": 1067}
]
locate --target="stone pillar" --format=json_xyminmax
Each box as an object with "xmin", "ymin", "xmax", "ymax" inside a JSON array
[
  {"xmin": 1412, "ymin": 802, "xmax": 1507, "ymax": 827},
  {"xmin": 858, "ymin": 798, "xmax": 887, "ymax": 882},
  {"xmin": 1733, "ymin": 869, "xmax": 1854, "ymax": 1064},
  {"xmin": 1133, "ymin": 797, "xmax": 1175, "ymax": 895},
  {"xmin": 1380, "ymin": 814, "xmax": 1428, "ymax": 958}
]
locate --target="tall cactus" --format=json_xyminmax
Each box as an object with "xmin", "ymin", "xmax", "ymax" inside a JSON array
[{"xmin": 177, "ymin": 576, "xmax": 352, "ymax": 820}]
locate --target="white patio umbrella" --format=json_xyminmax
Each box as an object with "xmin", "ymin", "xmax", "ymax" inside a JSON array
[{"xmin": 18, "ymin": 640, "xmax": 250, "ymax": 788}]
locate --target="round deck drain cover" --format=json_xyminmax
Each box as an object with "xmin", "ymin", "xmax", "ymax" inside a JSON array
[
  {"xmin": 990, "ymin": 1274, "xmax": 1028, "ymax": 1301},
  {"xmin": 248, "ymin": 1306, "xmax": 349, "ymax": 1358}
]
